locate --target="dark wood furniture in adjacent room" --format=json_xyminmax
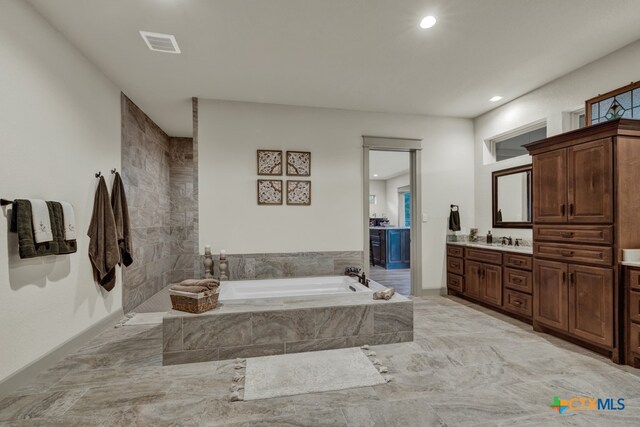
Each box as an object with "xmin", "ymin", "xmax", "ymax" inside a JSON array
[
  {"xmin": 525, "ymin": 118, "xmax": 640, "ymax": 364},
  {"xmin": 370, "ymin": 227, "xmax": 410, "ymax": 269}
]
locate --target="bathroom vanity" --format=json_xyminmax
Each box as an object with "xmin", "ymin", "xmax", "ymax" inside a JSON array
[
  {"xmin": 524, "ymin": 118, "xmax": 640, "ymax": 364},
  {"xmin": 447, "ymin": 242, "xmax": 533, "ymax": 321},
  {"xmin": 623, "ymin": 263, "xmax": 640, "ymax": 368},
  {"xmin": 448, "ymin": 119, "xmax": 640, "ymax": 366}
]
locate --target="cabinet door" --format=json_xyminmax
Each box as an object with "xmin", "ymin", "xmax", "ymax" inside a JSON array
[
  {"xmin": 533, "ymin": 149, "xmax": 567, "ymax": 223},
  {"xmin": 567, "ymin": 138, "xmax": 613, "ymax": 223},
  {"xmin": 465, "ymin": 261, "xmax": 482, "ymax": 299},
  {"xmin": 370, "ymin": 231, "xmax": 382, "ymax": 266},
  {"xmin": 481, "ymin": 263, "xmax": 502, "ymax": 307},
  {"xmin": 401, "ymin": 229, "xmax": 411, "ymax": 264},
  {"xmin": 568, "ymin": 265, "xmax": 613, "ymax": 347},
  {"xmin": 533, "ymin": 259, "xmax": 568, "ymax": 331}
]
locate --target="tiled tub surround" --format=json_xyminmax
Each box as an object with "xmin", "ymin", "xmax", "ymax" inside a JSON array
[
  {"xmin": 211, "ymin": 251, "xmax": 364, "ymax": 280},
  {"xmin": 162, "ymin": 293, "xmax": 413, "ymax": 365}
]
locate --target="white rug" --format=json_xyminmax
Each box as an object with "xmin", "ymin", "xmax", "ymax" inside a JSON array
[
  {"xmin": 243, "ymin": 348, "xmax": 386, "ymax": 401},
  {"xmin": 123, "ymin": 312, "xmax": 166, "ymax": 326}
]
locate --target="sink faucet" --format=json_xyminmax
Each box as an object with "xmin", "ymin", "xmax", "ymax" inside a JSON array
[
  {"xmin": 515, "ymin": 238, "xmax": 522, "ymax": 247},
  {"xmin": 507, "ymin": 236, "xmax": 513, "ymax": 246}
]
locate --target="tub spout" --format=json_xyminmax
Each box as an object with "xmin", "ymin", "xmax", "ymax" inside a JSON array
[{"xmin": 344, "ymin": 267, "xmax": 369, "ymax": 287}]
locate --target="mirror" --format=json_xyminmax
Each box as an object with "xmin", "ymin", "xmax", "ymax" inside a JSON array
[{"xmin": 492, "ymin": 165, "xmax": 532, "ymax": 228}]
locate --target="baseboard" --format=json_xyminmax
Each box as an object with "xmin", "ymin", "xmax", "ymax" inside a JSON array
[
  {"xmin": 417, "ymin": 287, "xmax": 445, "ymax": 297},
  {"xmin": 0, "ymin": 309, "xmax": 124, "ymax": 395}
]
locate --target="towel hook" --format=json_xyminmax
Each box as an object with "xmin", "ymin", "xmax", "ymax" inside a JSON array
[
  {"xmin": 111, "ymin": 168, "xmax": 117, "ymax": 174},
  {"xmin": 95, "ymin": 171, "xmax": 102, "ymax": 178},
  {"xmin": 1, "ymin": 199, "xmax": 13, "ymax": 207}
]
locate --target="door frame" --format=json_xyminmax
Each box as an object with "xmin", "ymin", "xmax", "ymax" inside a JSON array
[{"xmin": 362, "ymin": 136, "xmax": 423, "ymax": 297}]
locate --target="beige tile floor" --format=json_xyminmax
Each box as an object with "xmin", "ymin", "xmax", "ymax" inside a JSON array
[{"xmin": 1, "ymin": 296, "xmax": 639, "ymax": 426}]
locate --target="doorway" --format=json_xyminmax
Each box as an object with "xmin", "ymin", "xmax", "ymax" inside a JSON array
[{"xmin": 362, "ymin": 136, "xmax": 422, "ymax": 297}]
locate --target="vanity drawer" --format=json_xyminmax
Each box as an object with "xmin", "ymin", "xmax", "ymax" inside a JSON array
[
  {"xmin": 630, "ymin": 323, "xmax": 640, "ymax": 355},
  {"xmin": 630, "ymin": 290, "xmax": 640, "ymax": 324},
  {"xmin": 504, "ymin": 253, "xmax": 533, "ymax": 271},
  {"xmin": 503, "ymin": 289, "xmax": 532, "ymax": 318},
  {"xmin": 629, "ymin": 269, "xmax": 640, "ymax": 291},
  {"xmin": 534, "ymin": 242, "xmax": 612, "ymax": 266},
  {"xmin": 465, "ymin": 248, "xmax": 502, "ymax": 265},
  {"xmin": 504, "ymin": 267, "xmax": 533, "ymax": 293},
  {"xmin": 447, "ymin": 257, "xmax": 464, "ymax": 275},
  {"xmin": 447, "ymin": 273, "xmax": 464, "ymax": 293},
  {"xmin": 534, "ymin": 225, "xmax": 613, "ymax": 245},
  {"xmin": 447, "ymin": 245, "xmax": 464, "ymax": 258}
]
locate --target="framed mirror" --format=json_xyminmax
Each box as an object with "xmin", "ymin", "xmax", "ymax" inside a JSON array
[{"xmin": 492, "ymin": 165, "xmax": 532, "ymax": 228}]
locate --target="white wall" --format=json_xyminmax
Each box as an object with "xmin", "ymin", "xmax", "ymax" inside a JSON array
[
  {"xmin": 0, "ymin": 1, "xmax": 122, "ymax": 383},
  {"xmin": 474, "ymin": 39, "xmax": 640, "ymax": 239},
  {"xmin": 385, "ymin": 173, "xmax": 410, "ymax": 227},
  {"xmin": 199, "ymin": 100, "xmax": 475, "ymax": 290},
  {"xmin": 368, "ymin": 180, "xmax": 387, "ymax": 218}
]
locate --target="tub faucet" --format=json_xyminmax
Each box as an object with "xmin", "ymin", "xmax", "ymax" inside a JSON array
[{"xmin": 345, "ymin": 267, "xmax": 370, "ymax": 287}]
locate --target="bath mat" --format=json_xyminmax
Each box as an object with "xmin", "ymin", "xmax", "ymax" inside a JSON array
[
  {"xmin": 243, "ymin": 348, "xmax": 386, "ymax": 401},
  {"xmin": 123, "ymin": 312, "xmax": 166, "ymax": 326}
]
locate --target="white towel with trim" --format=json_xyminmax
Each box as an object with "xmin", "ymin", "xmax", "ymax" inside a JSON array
[
  {"xmin": 59, "ymin": 201, "xmax": 77, "ymax": 241},
  {"xmin": 28, "ymin": 199, "xmax": 53, "ymax": 243}
]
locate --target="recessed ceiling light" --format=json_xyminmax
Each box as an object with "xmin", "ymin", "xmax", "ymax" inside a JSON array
[
  {"xmin": 489, "ymin": 96, "xmax": 503, "ymax": 102},
  {"xmin": 419, "ymin": 16, "xmax": 437, "ymax": 29},
  {"xmin": 139, "ymin": 31, "xmax": 181, "ymax": 54},
  {"xmin": 373, "ymin": 174, "xmax": 379, "ymax": 177}
]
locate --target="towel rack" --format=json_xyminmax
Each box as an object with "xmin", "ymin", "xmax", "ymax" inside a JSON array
[{"xmin": 1, "ymin": 199, "xmax": 13, "ymax": 207}]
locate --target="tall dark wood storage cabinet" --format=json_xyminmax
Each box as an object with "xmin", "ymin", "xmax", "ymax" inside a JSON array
[{"xmin": 525, "ymin": 118, "xmax": 640, "ymax": 364}]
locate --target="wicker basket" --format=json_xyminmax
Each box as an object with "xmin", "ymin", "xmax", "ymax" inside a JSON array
[{"xmin": 170, "ymin": 290, "xmax": 219, "ymax": 314}]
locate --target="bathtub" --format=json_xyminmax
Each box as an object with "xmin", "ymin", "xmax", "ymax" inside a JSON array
[{"xmin": 218, "ymin": 275, "xmax": 375, "ymax": 304}]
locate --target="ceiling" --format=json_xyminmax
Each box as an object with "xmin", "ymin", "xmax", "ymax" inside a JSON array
[
  {"xmin": 370, "ymin": 151, "xmax": 409, "ymax": 180},
  {"xmin": 28, "ymin": 0, "xmax": 640, "ymax": 137}
]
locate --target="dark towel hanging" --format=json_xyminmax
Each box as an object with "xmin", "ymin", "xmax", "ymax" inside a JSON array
[
  {"xmin": 449, "ymin": 205, "xmax": 461, "ymax": 231},
  {"xmin": 110, "ymin": 172, "xmax": 133, "ymax": 267},
  {"xmin": 88, "ymin": 176, "xmax": 120, "ymax": 292}
]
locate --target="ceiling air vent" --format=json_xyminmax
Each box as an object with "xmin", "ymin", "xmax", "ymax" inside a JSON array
[{"xmin": 139, "ymin": 31, "xmax": 181, "ymax": 54}]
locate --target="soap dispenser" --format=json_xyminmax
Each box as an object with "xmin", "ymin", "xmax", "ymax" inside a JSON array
[{"xmin": 486, "ymin": 230, "xmax": 493, "ymax": 244}]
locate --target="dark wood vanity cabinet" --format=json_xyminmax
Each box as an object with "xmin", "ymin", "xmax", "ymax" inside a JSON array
[
  {"xmin": 447, "ymin": 245, "xmax": 532, "ymax": 320},
  {"xmin": 526, "ymin": 118, "xmax": 640, "ymax": 365},
  {"xmin": 624, "ymin": 266, "xmax": 640, "ymax": 368}
]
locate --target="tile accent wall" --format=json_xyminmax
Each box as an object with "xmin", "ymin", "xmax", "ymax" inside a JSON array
[
  {"xmin": 211, "ymin": 251, "xmax": 364, "ymax": 280},
  {"xmin": 192, "ymin": 98, "xmax": 201, "ymax": 279},
  {"xmin": 169, "ymin": 137, "xmax": 198, "ymax": 283},
  {"xmin": 121, "ymin": 94, "xmax": 173, "ymax": 312}
]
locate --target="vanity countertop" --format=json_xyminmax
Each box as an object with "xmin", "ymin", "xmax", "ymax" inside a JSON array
[
  {"xmin": 621, "ymin": 261, "xmax": 640, "ymax": 268},
  {"xmin": 447, "ymin": 240, "xmax": 533, "ymax": 255}
]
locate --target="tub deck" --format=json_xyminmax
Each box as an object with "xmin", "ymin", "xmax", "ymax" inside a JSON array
[{"xmin": 162, "ymin": 278, "xmax": 413, "ymax": 365}]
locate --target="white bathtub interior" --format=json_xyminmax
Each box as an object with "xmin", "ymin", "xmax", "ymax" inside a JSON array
[{"xmin": 218, "ymin": 276, "xmax": 375, "ymax": 304}]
